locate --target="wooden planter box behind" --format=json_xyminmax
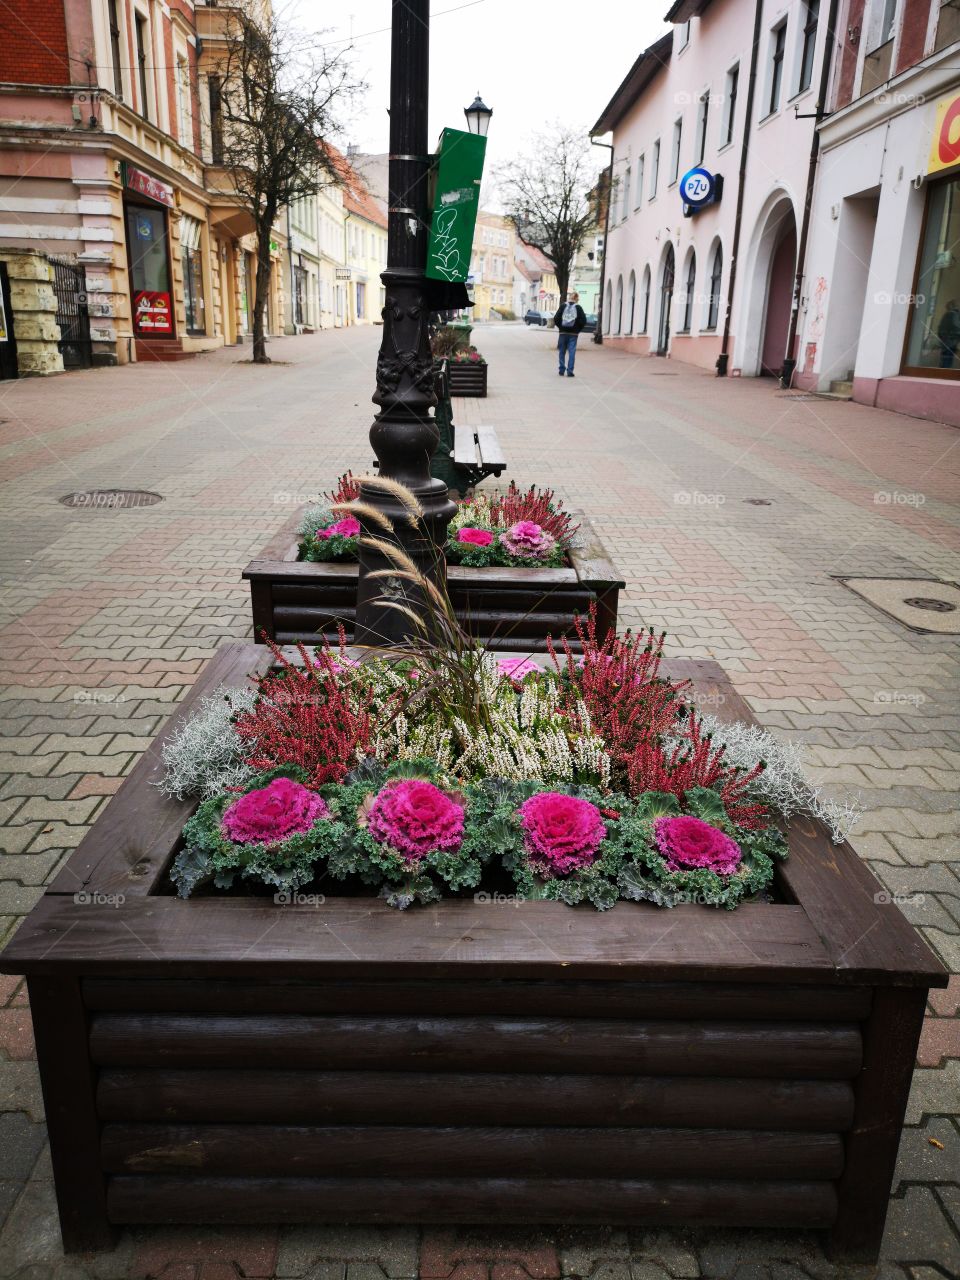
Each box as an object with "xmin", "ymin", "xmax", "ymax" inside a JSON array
[
  {"xmin": 0, "ymin": 642, "xmax": 945, "ymax": 1260},
  {"xmin": 244, "ymin": 509, "xmax": 624, "ymax": 652},
  {"xmin": 448, "ymin": 360, "xmax": 487, "ymax": 396}
]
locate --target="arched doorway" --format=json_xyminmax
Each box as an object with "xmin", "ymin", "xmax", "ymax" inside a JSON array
[
  {"xmin": 741, "ymin": 192, "xmax": 798, "ymax": 376},
  {"xmin": 657, "ymin": 243, "xmax": 675, "ymax": 355}
]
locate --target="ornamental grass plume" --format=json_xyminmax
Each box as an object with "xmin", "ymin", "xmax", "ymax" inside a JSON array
[{"xmin": 233, "ymin": 634, "xmax": 376, "ymax": 788}]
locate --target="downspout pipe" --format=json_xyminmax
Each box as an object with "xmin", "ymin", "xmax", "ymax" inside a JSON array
[
  {"xmin": 780, "ymin": 0, "xmax": 842, "ymax": 388},
  {"xmin": 716, "ymin": 0, "xmax": 764, "ymax": 376},
  {"xmin": 591, "ymin": 138, "xmax": 614, "ymax": 345}
]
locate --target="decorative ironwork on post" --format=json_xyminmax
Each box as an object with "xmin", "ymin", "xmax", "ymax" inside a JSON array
[{"xmin": 354, "ymin": 0, "xmax": 457, "ymax": 647}]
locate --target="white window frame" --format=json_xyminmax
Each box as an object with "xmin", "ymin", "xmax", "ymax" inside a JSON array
[
  {"xmin": 721, "ymin": 63, "xmax": 739, "ymax": 148},
  {"xmin": 649, "ymin": 139, "xmax": 660, "ymax": 198},
  {"xmin": 670, "ymin": 117, "xmax": 682, "ymax": 185}
]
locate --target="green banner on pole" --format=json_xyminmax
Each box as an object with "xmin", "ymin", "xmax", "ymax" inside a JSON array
[{"xmin": 425, "ymin": 128, "xmax": 487, "ymax": 283}]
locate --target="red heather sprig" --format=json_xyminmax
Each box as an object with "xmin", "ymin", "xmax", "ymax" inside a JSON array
[
  {"xmin": 548, "ymin": 606, "xmax": 687, "ymax": 759},
  {"xmin": 233, "ymin": 633, "xmax": 374, "ymax": 788},
  {"xmin": 625, "ymin": 714, "xmax": 769, "ymax": 830},
  {"xmin": 323, "ymin": 471, "xmax": 362, "ymax": 505},
  {"xmin": 489, "ymin": 482, "xmax": 580, "ymax": 549}
]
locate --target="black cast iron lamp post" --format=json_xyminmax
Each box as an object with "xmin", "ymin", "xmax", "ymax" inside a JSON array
[
  {"xmin": 353, "ymin": 0, "xmax": 458, "ymax": 647},
  {"xmin": 464, "ymin": 93, "xmax": 492, "ymax": 137}
]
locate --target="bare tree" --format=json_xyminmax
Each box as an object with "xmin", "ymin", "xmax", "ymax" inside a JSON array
[
  {"xmin": 214, "ymin": 12, "xmax": 360, "ymax": 362},
  {"xmin": 498, "ymin": 125, "xmax": 597, "ymax": 302}
]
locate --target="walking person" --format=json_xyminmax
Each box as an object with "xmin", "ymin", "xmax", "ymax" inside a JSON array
[{"xmin": 554, "ymin": 291, "xmax": 586, "ymax": 377}]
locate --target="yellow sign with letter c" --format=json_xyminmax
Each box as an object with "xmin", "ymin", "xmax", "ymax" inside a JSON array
[{"xmin": 928, "ymin": 90, "xmax": 960, "ymax": 175}]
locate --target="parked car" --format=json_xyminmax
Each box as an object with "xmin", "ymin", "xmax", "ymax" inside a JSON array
[
  {"xmin": 524, "ymin": 310, "xmax": 548, "ymax": 326},
  {"xmin": 583, "ymin": 313, "xmax": 598, "ymax": 333}
]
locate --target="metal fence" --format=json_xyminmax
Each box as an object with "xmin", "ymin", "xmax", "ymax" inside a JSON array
[{"xmin": 49, "ymin": 256, "xmax": 92, "ymax": 370}]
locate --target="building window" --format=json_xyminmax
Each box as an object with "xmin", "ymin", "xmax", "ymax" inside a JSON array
[
  {"xmin": 209, "ymin": 75, "xmax": 223, "ymax": 163},
  {"xmin": 622, "ymin": 167, "xmax": 631, "ymax": 220},
  {"xmin": 635, "ymin": 155, "xmax": 645, "ymax": 208},
  {"xmin": 678, "ymin": 20, "xmax": 691, "ymax": 49},
  {"xmin": 640, "ymin": 266, "xmax": 651, "ymax": 333},
  {"xmin": 649, "ymin": 139, "xmax": 660, "ymax": 197},
  {"xmin": 722, "ymin": 64, "xmax": 739, "ymax": 146},
  {"xmin": 768, "ymin": 22, "xmax": 787, "ymax": 116},
  {"xmin": 180, "ymin": 215, "xmax": 205, "ymax": 335},
  {"xmin": 627, "ymin": 270, "xmax": 636, "ymax": 333},
  {"xmin": 135, "ymin": 14, "xmax": 150, "ymax": 120},
  {"xmin": 706, "ymin": 242, "xmax": 722, "ymax": 329},
  {"xmin": 108, "ymin": 0, "xmax": 123, "ymax": 98},
  {"xmin": 614, "ymin": 275, "xmax": 623, "ymax": 334},
  {"xmin": 176, "ymin": 54, "xmax": 192, "ymax": 148},
  {"xmin": 862, "ymin": 0, "xmax": 899, "ymax": 91},
  {"xmin": 798, "ymin": 1, "xmax": 819, "ymax": 93},
  {"xmin": 670, "ymin": 118, "xmax": 682, "ymax": 184},
  {"xmin": 356, "ymin": 281, "xmax": 365, "ymax": 319},
  {"xmin": 936, "ymin": 0, "xmax": 960, "ymax": 52},
  {"xmin": 294, "ymin": 266, "xmax": 306, "ymax": 326},
  {"xmin": 681, "ymin": 252, "xmax": 696, "ymax": 332},
  {"xmin": 903, "ymin": 174, "xmax": 960, "ymax": 378},
  {"xmin": 695, "ymin": 93, "xmax": 709, "ymax": 164}
]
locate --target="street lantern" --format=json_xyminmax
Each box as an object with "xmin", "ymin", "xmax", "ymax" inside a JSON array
[{"xmin": 464, "ymin": 93, "xmax": 493, "ymax": 137}]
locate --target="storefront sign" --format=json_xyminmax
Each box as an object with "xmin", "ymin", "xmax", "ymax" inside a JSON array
[
  {"xmin": 426, "ymin": 128, "xmax": 487, "ymax": 283},
  {"xmin": 928, "ymin": 91, "xmax": 960, "ymax": 175},
  {"xmin": 133, "ymin": 290, "xmax": 173, "ymax": 336},
  {"xmin": 679, "ymin": 167, "xmax": 722, "ymax": 215},
  {"xmin": 124, "ymin": 163, "xmax": 175, "ymax": 208}
]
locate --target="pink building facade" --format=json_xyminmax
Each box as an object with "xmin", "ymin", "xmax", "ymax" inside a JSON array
[{"xmin": 593, "ymin": 0, "xmax": 832, "ymax": 377}]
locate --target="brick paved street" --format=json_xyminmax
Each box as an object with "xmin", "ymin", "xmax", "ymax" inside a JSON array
[{"xmin": 0, "ymin": 324, "xmax": 957, "ymax": 1279}]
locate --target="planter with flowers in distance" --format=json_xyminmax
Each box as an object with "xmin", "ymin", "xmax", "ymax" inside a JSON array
[
  {"xmin": 244, "ymin": 479, "xmax": 624, "ymax": 650},
  {"xmin": 0, "ymin": 602, "xmax": 946, "ymax": 1260},
  {"xmin": 446, "ymin": 345, "xmax": 487, "ymax": 396}
]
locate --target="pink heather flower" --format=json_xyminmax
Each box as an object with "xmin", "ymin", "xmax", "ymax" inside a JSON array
[
  {"xmin": 499, "ymin": 520, "xmax": 557, "ymax": 561},
  {"xmin": 316, "ymin": 516, "xmax": 361, "ymax": 540},
  {"xmin": 519, "ymin": 791, "xmax": 607, "ymax": 876},
  {"xmin": 366, "ymin": 779, "xmax": 465, "ymax": 862},
  {"xmin": 653, "ymin": 815, "xmax": 742, "ymax": 877},
  {"xmin": 457, "ymin": 527, "xmax": 494, "ymax": 547},
  {"xmin": 222, "ymin": 777, "xmax": 330, "ymax": 845},
  {"xmin": 497, "ymin": 656, "xmax": 541, "ymax": 682}
]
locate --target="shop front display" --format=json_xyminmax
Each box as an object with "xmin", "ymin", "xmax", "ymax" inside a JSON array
[
  {"xmin": 180, "ymin": 214, "xmax": 206, "ymax": 336},
  {"xmin": 123, "ymin": 165, "xmax": 176, "ymax": 342}
]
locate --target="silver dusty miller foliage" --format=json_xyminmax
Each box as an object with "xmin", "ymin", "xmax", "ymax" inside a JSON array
[{"xmin": 156, "ymin": 685, "xmax": 256, "ymax": 800}]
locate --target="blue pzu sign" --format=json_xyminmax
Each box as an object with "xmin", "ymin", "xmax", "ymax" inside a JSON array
[{"xmin": 679, "ymin": 167, "xmax": 721, "ymax": 213}]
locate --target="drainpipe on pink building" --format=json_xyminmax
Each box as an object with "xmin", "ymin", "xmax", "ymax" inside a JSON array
[
  {"xmin": 781, "ymin": 0, "xmax": 843, "ymax": 388},
  {"xmin": 717, "ymin": 0, "xmax": 764, "ymax": 377}
]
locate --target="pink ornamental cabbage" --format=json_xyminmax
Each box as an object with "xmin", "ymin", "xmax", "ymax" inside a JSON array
[
  {"xmin": 653, "ymin": 815, "xmax": 742, "ymax": 876},
  {"xmin": 366, "ymin": 779, "xmax": 465, "ymax": 862},
  {"xmin": 519, "ymin": 791, "xmax": 607, "ymax": 875},
  {"xmin": 222, "ymin": 777, "xmax": 330, "ymax": 845},
  {"xmin": 497, "ymin": 656, "xmax": 541, "ymax": 682},
  {"xmin": 457, "ymin": 527, "xmax": 494, "ymax": 547},
  {"xmin": 499, "ymin": 520, "xmax": 557, "ymax": 561},
  {"xmin": 317, "ymin": 516, "xmax": 361, "ymax": 540}
]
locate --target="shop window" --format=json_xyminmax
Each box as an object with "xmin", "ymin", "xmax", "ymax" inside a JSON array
[
  {"xmin": 680, "ymin": 253, "xmax": 696, "ymax": 332},
  {"xmin": 706, "ymin": 242, "xmax": 723, "ymax": 330},
  {"xmin": 180, "ymin": 215, "xmax": 205, "ymax": 335},
  {"xmin": 356, "ymin": 281, "xmax": 365, "ymax": 319},
  {"xmin": 639, "ymin": 266, "xmax": 651, "ymax": 333},
  {"xmin": 903, "ymin": 175, "xmax": 960, "ymax": 378},
  {"xmin": 126, "ymin": 204, "xmax": 173, "ymax": 337},
  {"xmin": 294, "ymin": 266, "xmax": 307, "ymax": 326}
]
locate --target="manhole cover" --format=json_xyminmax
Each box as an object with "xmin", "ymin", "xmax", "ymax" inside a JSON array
[
  {"xmin": 60, "ymin": 489, "xmax": 163, "ymax": 510},
  {"xmin": 744, "ymin": 498, "xmax": 773, "ymax": 506},
  {"xmin": 903, "ymin": 597, "xmax": 957, "ymax": 613},
  {"xmin": 837, "ymin": 577, "xmax": 960, "ymax": 634}
]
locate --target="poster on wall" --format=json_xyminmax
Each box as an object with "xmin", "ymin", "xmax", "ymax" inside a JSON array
[{"xmin": 133, "ymin": 291, "xmax": 173, "ymax": 336}]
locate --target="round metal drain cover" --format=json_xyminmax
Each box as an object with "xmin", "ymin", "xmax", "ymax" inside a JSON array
[
  {"xmin": 744, "ymin": 498, "xmax": 773, "ymax": 506},
  {"xmin": 903, "ymin": 596, "xmax": 957, "ymax": 613},
  {"xmin": 60, "ymin": 489, "xmax": 163, "ymax": 510}
]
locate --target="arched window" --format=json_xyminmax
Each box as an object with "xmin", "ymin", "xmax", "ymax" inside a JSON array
[
  {"xmin": 706, "ymin": 242, "xmax": 723, "ymax": 330},
  {"xmin": 681, "ymin": 252, "xmax": 696, "ymax": 332},
  {"xmin": 604, "ymin": 280, "xmax": 613, "ymax": 333},
  {"xmin": 627, "ymin": 271, "xmax": 637, "ymax": 333},
  {"xmin": 640, "ymin": 266, "xmax": 651, "ymax": 333},
  {"xmin": 614, "ymin": 275, "xmax": 624, "ymax": 334}
]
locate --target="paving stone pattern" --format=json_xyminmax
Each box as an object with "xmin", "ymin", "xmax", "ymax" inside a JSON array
[{"xmin": 0, "ymin": 326, "xmax": 957, "ymax": 1278}]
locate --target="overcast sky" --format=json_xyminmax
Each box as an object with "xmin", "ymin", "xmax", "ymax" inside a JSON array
[{"xmin": 287, "ymin": 0, "xmax": 670, "ymax": 196}]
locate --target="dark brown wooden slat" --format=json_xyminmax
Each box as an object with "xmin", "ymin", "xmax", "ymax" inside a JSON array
[
  {"xmin": 101, "ymin": 1123, "xmax": 845, "ymax": 1179},
  {"xmin": 44, "ymin": 643, "xmax": 273, "ymax": 899},
  {"xmin": 96, "ymin": 1070, "xmax": 856, "ymax": 1130},
  {"xmin": 243, "ymin": 560, "xmax": 360, "ymax": 583},
  {"xmin": 28, "ymin": 978, "xmax": 115, "ymax": 1251},
  {"xmin": 570, "ymin": 514, "xmax": 626, "ymax": 590},
  {"xmin": 81, "ymin": 977, "xmax": 872, "ymax": 1020},
  {"xmin": 0, "ymin": 894, "xmax": 839, "ymax": 980},
  {"xmin": 89, "ymin": 1014, "xmax": 862, "ymax": 1078},
  {"xmin": 828, "ymin": 987, "xmax": 929, "ymax": 1261},
  {"xmin": 272, "ymin": 583, "xmax": 359, "ymax": 606},
  {"xmin": 107, "ymin": 1175, "xmax": 838, "ymax": 1227}
]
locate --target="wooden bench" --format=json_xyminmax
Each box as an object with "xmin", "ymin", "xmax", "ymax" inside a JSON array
[{"xmin": 451, "ymin": 422, "xmax": 506, "ymax": 490}]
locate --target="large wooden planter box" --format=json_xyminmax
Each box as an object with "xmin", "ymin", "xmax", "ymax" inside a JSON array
[
  {"xmin": 0, "ymin": 642, "xmax": 945, "ymax": 1260},
  {"xmin": 244, "ymin": 509, "xmax": 624, "ymax": 651},
  {"xmin": 447, "ymin": 360, "xmax": 487, "ymax": 396}
]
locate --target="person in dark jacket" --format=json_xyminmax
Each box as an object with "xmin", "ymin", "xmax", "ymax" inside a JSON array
[{"xmin": 554, "ymin": 291, "xmax": 586, "ymax": 376}]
